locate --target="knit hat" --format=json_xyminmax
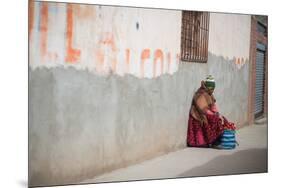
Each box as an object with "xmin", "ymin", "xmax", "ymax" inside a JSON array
[{"xmin": 205, "ymin": 75, "xmax": 215, "ymax": 89}]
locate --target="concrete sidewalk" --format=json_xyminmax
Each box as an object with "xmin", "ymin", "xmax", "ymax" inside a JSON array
[{"xmin": 81, "ymin": 123, "xmax": 267, "ymax": 183}]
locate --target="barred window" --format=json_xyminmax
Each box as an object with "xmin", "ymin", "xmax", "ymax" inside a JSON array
[{"xmin": 181, "ymin": 11, "xmax": 210, "ymax": 63}]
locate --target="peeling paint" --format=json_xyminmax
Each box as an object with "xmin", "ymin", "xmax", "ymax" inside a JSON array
[
  {"xmin": 29, "ymin": 1, "xmax": 251, "ymax": 77},
  {"xmin": 95, "ymin": 49, "xmax": 104, "ymax": 73},
  {"xmin": 153, "ymin": 49, "xmax": 164, "ymax": 77},
  {"xmin": 28, "ymin": 1, "xmax": 35, "ymax": 38},
  {"xmin": 65, "ymin": 4, "xmax": 81, "ymax": 63},
  {"xmin": 40, "ymin": 2, "xmax": 48, "ymax": 60},
  {"xmin": 29, "ymin": 1, "xmax": 181, "ymax": 78},
  {"xmin": 125, "ymin": 49, "xmax": 130, "ymax": 73},
  {"xmin": 76, "ymin": 4, "xmax": 95, "ymax": 19},
  {"xmin": 234, "ymin": 57, "xmax": 247, "ymax": 69},
  {"xmin": 140, "ymin": 49, "xmax": 151, "ymax": 78}
]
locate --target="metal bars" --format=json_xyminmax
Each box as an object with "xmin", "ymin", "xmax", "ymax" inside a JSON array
[{"xmin": 181, "ymin": 11, "xmax": 210, "ymax": 63}]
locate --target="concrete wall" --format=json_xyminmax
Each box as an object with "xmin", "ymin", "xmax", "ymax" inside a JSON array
[
  {"xmin": 207, "ymin": 13, "xmax": 251, "ymax": 126},
  {"xmin": 29, "ymin": 2, "xmax": 251, "ymax": 186}
]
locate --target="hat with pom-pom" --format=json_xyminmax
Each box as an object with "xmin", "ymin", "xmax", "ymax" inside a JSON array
[{"xmin": 205, "ymin": 75, "xmax": 215, "ymax": 89}]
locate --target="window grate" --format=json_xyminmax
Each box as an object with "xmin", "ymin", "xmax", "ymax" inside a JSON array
[{"xmin": 181, "ymin": 11, "xmax": 210, "ymax": 63}]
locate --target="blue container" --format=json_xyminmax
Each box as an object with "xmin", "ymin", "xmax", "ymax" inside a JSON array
[{"xmin": 218, "ymin": 130, "xmax": 237, "ymax": 149}]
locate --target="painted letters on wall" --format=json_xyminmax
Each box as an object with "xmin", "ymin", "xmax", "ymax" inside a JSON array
[{"xmin": 29, "ymin": 2, "xmax": 181, "ymax": 78}]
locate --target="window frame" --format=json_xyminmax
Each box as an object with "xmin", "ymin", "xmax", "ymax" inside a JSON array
[{"xmin": 180, "ymin": 11, "xmax": 210, "ymax": 63}]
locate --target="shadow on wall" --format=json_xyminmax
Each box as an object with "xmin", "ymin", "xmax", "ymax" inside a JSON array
[{"xmin": 177, "ymin": 148, "xmax": 267, "ymax": 178}]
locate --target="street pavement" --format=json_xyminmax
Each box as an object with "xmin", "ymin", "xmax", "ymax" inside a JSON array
[{"xmin": 81, "ymin": 120, "xmax": 267, "ymax": 184}]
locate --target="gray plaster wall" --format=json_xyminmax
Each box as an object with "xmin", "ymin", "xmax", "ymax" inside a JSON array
[{"xmin": 29, "ymin": 53, "xmax": 249, "ymax": 186}]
